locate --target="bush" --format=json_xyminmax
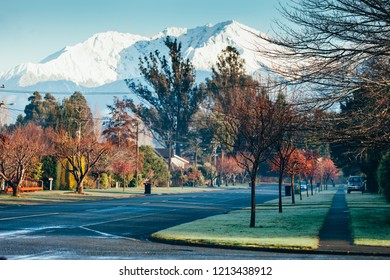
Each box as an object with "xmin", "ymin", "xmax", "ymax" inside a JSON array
[
  {"xmin": 100, "ymin": 173, "xmax": 109, "ymax": 189},
  {"xmin": 377, "ymin": 152, "xmax": 390, "ymax": 202}
]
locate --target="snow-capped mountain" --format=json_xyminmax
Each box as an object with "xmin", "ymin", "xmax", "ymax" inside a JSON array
[
  {"xmin": 0, "ymin": 20, "xmax": 280, "ymax": 123},
  {"xmin": 0, "ymin": 20, "xmax": 273, "ymax": 91}
]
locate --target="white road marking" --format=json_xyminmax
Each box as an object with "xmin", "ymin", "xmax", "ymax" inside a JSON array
[
  {"xmin": 78, "ymin": 226, "xmax": 139, "ymax": 241},
  {"xmin": 81, "ymin": 209, "xmax": 177, "ymax": 227},
  {"xmin": 0, "ymin": 212, "xmax": 60, "ymax": 221}
]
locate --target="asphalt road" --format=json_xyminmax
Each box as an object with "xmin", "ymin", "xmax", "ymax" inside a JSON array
[{"xmin": 0, "ymin": 185, "xmax": 384, "ymax": 260}]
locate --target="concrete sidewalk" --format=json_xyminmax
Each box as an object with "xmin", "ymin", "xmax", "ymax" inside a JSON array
[{"xmin": 316, "ymin": 188, "xmax": 390, "ymax": 256}]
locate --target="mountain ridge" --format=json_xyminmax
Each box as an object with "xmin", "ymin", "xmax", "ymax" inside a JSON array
[
  {"xmin": 0, "ymin": 20, "xmax": 272, "ymax": 91},
  {"xmin": 0, "ymin": 20, "xmax": 280, "ymax": 122}
]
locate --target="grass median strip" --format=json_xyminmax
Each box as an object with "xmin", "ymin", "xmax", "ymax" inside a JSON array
[
  {"xmin": 345, "ymin": 193, "xmax": 390, "ymax": 247},
  {"xmin": 152, "ymin": 189, "xmax": 337, "ymax": 250}
]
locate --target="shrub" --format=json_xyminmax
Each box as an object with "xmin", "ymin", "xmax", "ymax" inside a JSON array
[{"xmin": 377, "ymin": 152, "xmax": 390, "ymax": 202}]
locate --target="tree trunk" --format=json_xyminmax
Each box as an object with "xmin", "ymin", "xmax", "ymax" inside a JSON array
[
  {"xmin": 310, "ymin": 177, "xmax": 314, "ymax": 196},
  {"xmin": 12, "ymin": 184, "xmax": 19, "ymax": 197},
  {"xmin": 291, "ymin": 174, "xmax": 295, "ymax": 204},
  {"xmin": 299, "ymin": 179, "xmax": 302, "ymax": 201},
  {"xmin": 278, "ymin": 168, "xmax": 283, "ymax": 213},
  {"xmin": 306, "ymin": 178, "xmax": 309, "ymax": 197},
  {"xmin": 11, "ymin": 179, "xmax": 23, "ymax": 197},
  {"xmin": 250, "ymin": 174, "xmax": 256, "ymax": 228},
  {"xmin": 77, "ymin": 178, "xmax": 85, "ymax": 194},
  {"xmin": 12, "ymin": 169, "xmax": 25, "ymax": 197}
]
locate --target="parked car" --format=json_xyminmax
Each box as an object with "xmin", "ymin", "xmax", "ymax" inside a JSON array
[
  {"xmin": 300, "ymin": 181, "xmax": 308, "ymax": 190},
  {"xmin": 347, "ymin": 176, "xmax": 366, "ymax": 194}
]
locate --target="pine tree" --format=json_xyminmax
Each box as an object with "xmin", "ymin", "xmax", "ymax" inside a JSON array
[
  {"xmin": 126, "ymin": 37, "xmax": 206, "ymax": 157},
  {"xmin": 60, "ymin": 92, "xmax": 94, "ymax": 138},
  {"xmin": 23, "ymin": 91, "xmax": 45, "ymax": 125},
  {"xmin": 140, "ymin": 145, "xmax": 169, "ymax": 187}
]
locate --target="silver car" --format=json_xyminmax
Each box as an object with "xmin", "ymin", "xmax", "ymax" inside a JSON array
[{"xmin": 347, "ymin": 176, "xmax": 366, "ymax": 194}]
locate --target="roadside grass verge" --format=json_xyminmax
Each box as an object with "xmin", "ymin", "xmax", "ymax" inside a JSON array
[
  {"xmin": 345, "ymin": 192, "xmax": 390, "ymax": 247},
  {"xmin": 152, "ymin": 189, "xmax": 337, "ymax": 250},
  {"xmin": 0, "ymin": 186, "xmax": 219, "ymax": 206}
]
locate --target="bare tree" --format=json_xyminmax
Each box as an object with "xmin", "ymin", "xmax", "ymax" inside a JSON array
[
  {"xmin": 263, "ymin": 0, "xmax": 389, "ymax": 87},
  {"xmin": 268, "ymin": 91, "xmax": 304, "ymax": 212},
  {"xmin": 214, "ymin": 80, "xmax": 282, "ymax": 227},
  {"xmin": 0, "ymin": 123, "xmax": 48, "ymax": 196},
  {"xmin": 50, "ymin": 129, "xmax": 113, "ymax": 194},
  {"xmin": 260, "ymin": 0, "xmax": 390, "ymax": 149}
]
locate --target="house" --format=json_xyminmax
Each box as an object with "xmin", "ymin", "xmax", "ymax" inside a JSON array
[{"xmin": 155, "ymin": 148, "xmax": 190, "ymax": 170}]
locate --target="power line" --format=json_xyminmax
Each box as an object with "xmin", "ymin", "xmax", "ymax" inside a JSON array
[{"xmin": 0, "ymin": 88, "xmax": 131, "ymax": 96}]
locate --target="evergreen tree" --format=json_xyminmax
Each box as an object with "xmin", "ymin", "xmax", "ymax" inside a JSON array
[
  {"xmin": 206, "ymin": 46, "xmax": 255, "ymax": 147},
  {"xmin": 42, "ymin": 93, "xmax": 61, "ymax": 129},
  {"xmin": 104, "ymin": 97, "xmax": 137, "ymax": 147},
  {"xmin": 330, "ymin": 88, "xmax": 385, "ymax": 192},
  {"xmin": 41, "ymin": 155, "xmax": 58, "ymax": 189},
  {"xmin": 59, "ymin": 92, "xmax": 94, "ymax": 138},
  {"xmin": 209, "ymin": 46, "xmax": 246, "ymax": 90},
  {"xmin": 20, "ymin": 92, "xmax": 61, "ymax": 129},
  {"xmin": 23, "ymin": 91, "xmax": 45, "ymax": 125},
  {"xmin": 126, "ymin": 37, "xmax": 206, "ymax": 156},
  {"xmin": 377, "ymin": 152, "xmax": 390, "ymax": 201},
  {"xmin": 140, "ymin": 145, "xmax": 169, "ymax": 187}
]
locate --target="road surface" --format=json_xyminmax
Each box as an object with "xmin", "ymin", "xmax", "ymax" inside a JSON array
[{"xmin": 0, "ymin": 186, "xmax": 383, "ymax": 259}]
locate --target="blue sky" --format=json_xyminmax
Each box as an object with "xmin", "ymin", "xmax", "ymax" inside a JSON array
[{"xmin": 0, "ymin": 0, "xmax": 287, "ymax": 72}]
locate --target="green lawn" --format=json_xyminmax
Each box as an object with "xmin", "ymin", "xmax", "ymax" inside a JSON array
[
  {"xmin": 152, "ymin": 189, "xmax": 337, "ymax": 250},
  {"xmin": 345, "ymin": 192, "xmax": 390, "ymax": 246}
]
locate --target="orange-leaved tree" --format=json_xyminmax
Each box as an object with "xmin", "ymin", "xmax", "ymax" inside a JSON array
[
  {"xmin": 0, "ymin": 123, "xmax": 49, "ymax": 196},
  {"xmin": 50, "ymin": 129, "xmax": 114, "ymax": 194}
]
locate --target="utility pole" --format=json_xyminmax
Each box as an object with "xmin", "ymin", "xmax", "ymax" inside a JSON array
[
  {"xmin": 193, "ymin": 140, "xmax": 199, "ymax": 188},
  {"xmin": 221, "ymin": 148, "xmax": 224, "ymax": 186},
  {"xmin": 210, "ymin": 141, "xmax": 218, "ymax": 187},
  {"xmin": 0, "ymin": 98, "xmax": 14, "ymax": 127},
  {"xmin": 134, "ymin": 120, "xmax": 139, "ymax": 188},
  {"xmin": 194, "ymin": 140, "xmax": 199, "ymax": 169},
  {"xmin": 167, "ymin": 131, "xmax": 173, "ymax": 189}
]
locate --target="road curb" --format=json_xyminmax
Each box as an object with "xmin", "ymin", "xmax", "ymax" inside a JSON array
[{"xmin": 149, "ymin": 235, "xmax": 390, "ymax": 258}]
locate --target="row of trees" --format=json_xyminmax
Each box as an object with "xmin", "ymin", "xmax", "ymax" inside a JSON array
[
  {"xmin": 119, "ymin": 39, "xmax": 341, "ymax": 227},
  {"xmin": 0, "ymin": 39, "xmax": 337, "ymax": 226},
  {"xmin": 4, "ymin": 0, "xmax": 388, "ymax": 227},
  {"xmin": 0, "ymin": 91, "xmax": 172, "ymax": 196},
  {"xmin": 259, "ymin": 0, "xmax": 389, "ymax": 198}
]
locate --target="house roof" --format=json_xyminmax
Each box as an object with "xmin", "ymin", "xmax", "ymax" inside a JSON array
[{"xmin": 154, "ymin": 148, "xmax": 190, "ymax": 168}]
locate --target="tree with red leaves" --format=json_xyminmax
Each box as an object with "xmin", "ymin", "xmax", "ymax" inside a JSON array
[
  {"xmin": 303, "ymin": 151, "xmax": 320, "ymax": 196},
  {"xmin": 217, "ymin": 155, "xmax": 244, "ymax": 186},
  {"xmin": 316, "ymin": 158, "xmax": 339, "ymax": 190},
  {"xmin": 0, "ymin": 123, "xmax": 48, "ymax": 196},
  {"xmin": 286, "ymin": 149, "xmax": 309, "ymax": 203}
]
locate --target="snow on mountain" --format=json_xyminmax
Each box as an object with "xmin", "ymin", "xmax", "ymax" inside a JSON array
[
  {"xmin": 1, "ymin": 31, "xmax": 148, "ymax": 88},
  {"xmin": 0, "ymin": 20, "xmax": 281, "ymax": 123},
  {"xmin": 0, "ymin": 20, "xmax": 273, "ymax": 90}
]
